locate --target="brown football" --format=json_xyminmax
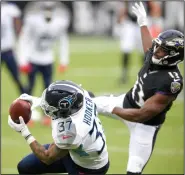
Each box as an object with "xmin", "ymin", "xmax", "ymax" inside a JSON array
[{"xmin": 9, "ymin": 99, "xmax": 31, "ymax": 124}]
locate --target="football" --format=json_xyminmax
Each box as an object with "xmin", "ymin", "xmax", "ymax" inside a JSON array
[{"xmin": 9, "ymin": 99, "xmax": 31, "ymax": 124}]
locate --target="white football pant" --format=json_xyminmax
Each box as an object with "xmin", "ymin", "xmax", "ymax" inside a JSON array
[{"xmin": 93, "ymin": 94, "xmax": 160, "ymax": 173}]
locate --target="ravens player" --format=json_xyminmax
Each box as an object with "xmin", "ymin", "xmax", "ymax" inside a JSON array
[
  {"xmin": 8, "ymin": 80, "xmax": 109, "ymax": 174},
  {"xmin": 93, "ymin": 2, "xmax": 184, "ymax": 175}
]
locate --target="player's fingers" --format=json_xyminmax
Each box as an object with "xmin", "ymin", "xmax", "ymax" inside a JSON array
[
  {"xmin": 132, "ymin": 6, "xmax": 137, "ymax": 11},
  {"xmin": 135, "ymin": 2, "xmax": 143, "ymax": 14},
  {"xmin": 19, "ymin": 116, "xmax": 25, "ymax": 124},
  {"xmin": 8, "ymin": 115, "xmax": 12, "ymax": 125},
  {"xmin": 135, "ymin": 2, "xmax": 140, "ymax": 9},
  {"xmin": 19, "ymin": 93, "xmax": 32, "ymax": 102},
  {"xmin": 140, "ymin": 1, "xmax": 146, "ymax": 13},
  {"xmin": 132, "ymin": 7, "xmax": 138, "ymax": 15},
  {"xmin": 8, "ymin": 115, "xmax": 14, "ymax": 124},
  {"xmin": 132, "ymin": 3, "xmax": 138, "ymax": 11}
]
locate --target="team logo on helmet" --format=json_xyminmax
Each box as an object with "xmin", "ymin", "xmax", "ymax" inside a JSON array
[
  {"xmin": 58, "ymin": 93, "xmax": 77, "ymax": 109},
  {"xmin": 171, "ymin": 81, "xmax": 181, "ymax": 94},
  {"xmin": 166, "ymin": 38, "xmax": 184, "ymax": 49}
]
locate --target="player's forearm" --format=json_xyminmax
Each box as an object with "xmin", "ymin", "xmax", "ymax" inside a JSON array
[
  {"xmin": 60, "ymin": 33, "xmax": 69, "ymax": 65},
  {"xmin": 140, "ymin": 26, "xmax": 153, "ymax": 53},
  {"xmin": 112, "ymin": 107, "xmax": 152, "ymax": 123},
  {"xmin": 29, "ymin": 140, "xmax": 54, "ymax": 165}
]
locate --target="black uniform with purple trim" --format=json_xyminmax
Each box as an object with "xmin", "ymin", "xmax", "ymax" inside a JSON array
[{"xmin": 123, "ymin": 50, "xmax": 183, "ymax": 126}]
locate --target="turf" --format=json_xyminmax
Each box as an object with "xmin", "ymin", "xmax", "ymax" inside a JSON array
[{"xmin": 1, "ymin": 35, "xmax": 184, "ymax": 174}]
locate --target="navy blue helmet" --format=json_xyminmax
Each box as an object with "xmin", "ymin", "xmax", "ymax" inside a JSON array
[{"xmin": 40, "ymin": 80, "xmax": 84, "ymax": 119}]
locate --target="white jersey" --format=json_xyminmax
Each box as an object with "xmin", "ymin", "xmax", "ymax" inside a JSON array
[
  {"xmin": 1, "ymin": 2, "xmax": 21, "ymax": 51},
  {"xmin": 18, "ymin": 12, "xmax": 69, "ymax": 66},
  {"xmin": 52, "ymin": 91, "xmax": 109, "ymax": 169}
]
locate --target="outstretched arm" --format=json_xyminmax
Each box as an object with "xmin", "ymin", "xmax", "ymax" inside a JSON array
[
  {"xmin": 112, "ymin": 93, "xmax": 175, "ymax": 123},
  {"xmin": 132, "ymin": 2, "xmax": 153, "ymax": 53}
]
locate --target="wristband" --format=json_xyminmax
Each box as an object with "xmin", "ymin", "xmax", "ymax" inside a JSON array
[{"xmin": 25, "ymin": 134, "xmax": 36, "ymax": 144}]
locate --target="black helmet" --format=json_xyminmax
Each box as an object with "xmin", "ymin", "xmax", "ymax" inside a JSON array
[
  {"xmin": 152, "ymin": 29, "xmax": 184, "ymax": 66},
  {"xmin": 40, "ymin": 80, "xmax": 84, "ymax": 119}
]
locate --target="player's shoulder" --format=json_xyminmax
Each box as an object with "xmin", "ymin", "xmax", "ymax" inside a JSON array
[
  {"xmin": 52, "ymin": 118, "xmax": 82, "ymax": 149},
  {"xmin": 156, "ymin": 66, "xmax": 183, "ymax": 95},
  {"xmin": 161, "ymin": 66, "xmax": 183, "ymax": 83}
]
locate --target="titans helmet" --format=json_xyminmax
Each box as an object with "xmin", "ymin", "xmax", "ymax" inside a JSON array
[
  {"xmin": 151, "ymin": 29, "xmax": 184, "ymax": 66},
  {"xmin": 40, "ymin": 80, "xmax": 84, "ymax": 119}
]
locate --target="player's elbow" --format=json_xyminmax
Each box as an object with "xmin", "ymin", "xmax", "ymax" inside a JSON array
[{"xmin": 40, "ymin": 153, "xmax": 56, "ymax": 165}]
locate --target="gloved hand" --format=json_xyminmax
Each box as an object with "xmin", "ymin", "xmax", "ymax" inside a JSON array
[
  {"xmin": 19, "ymin": 93, "xmax": 41, "ymax": 110},
  {"xmin": 94, "ymin": 95, "xmax": 117, "ymax": 114},
  {"xmin": 132, "ymin": 2, "xmax": 147, "ymax": 27},
  {"xmin": 19, "ymin": 64, "xmax": 32, "ymax": 74},
  {"xmin": 8, "ymin": 115, "xmax": 31, "ymax": 138}
]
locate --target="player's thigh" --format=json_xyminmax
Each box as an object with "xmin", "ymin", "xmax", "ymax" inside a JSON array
[
  {"xmin": 39, "ymin": 64, "xmax": 52, "ymax": 77},
  {"xmin": 40, "ymin": 64, "xmax": 53, "ymax": 87},
  {"xmin": 128, "ymin": 123, "xmax": 160, "ymax": 164},
  {"xmin": 17, "ymin": 144, "xmax": 67, "ymax": 174}
]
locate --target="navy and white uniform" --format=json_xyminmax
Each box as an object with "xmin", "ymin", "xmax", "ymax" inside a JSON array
[{"xmin": 17, "ymin": 90, "xmax": 109, "ymax": 174}]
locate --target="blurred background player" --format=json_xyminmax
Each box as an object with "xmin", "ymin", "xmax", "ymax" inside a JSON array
[
  {"xmin": 19, "ymin": 1, "xmax": 70, "ymax": 94},
  {"xmin": 18, "ymin": 1, "xmax": 70, "ymax": 126},
  {"xmin": 114, "ymin": 2, "xmax": 143, "ymax": 84},
  {"xmin": 1, "ymin": 2, "xmax": 26, "ymax": 94},
  {"xmin": 114, "ymin": 1, "xmax": 164, "ymax": 84}
]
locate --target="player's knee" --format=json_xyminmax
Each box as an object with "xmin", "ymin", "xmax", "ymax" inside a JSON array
[
  {"xmin": 17, "ymin": 160, "xmax": 30, "ymax": 174},
  {"xmin": 127, "ymin": 156, "xmax": 145, "ymax": 174}
]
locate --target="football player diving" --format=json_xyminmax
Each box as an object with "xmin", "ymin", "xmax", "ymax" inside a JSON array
[
  {"xmin": 93, "ymin": 2, "xmax": 184, "ymax": 175},
  {"xmin": 8, "ymin": 80, "xmax": 109, "ymax": 174}
]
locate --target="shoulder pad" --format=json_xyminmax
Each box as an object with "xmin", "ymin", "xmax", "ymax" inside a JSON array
[{"xmin": 53, "ymin": 119, "xmax": 82, "ymax": 149}]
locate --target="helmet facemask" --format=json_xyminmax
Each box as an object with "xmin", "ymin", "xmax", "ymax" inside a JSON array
[{"xmin": 40, "ymin": 89, "xmax": 60, "ymax": 119}]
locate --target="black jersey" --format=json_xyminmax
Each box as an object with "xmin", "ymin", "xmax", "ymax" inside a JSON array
[{"xmin": 123, "ymin": 50, "xmax": 183, "ymax": 126}]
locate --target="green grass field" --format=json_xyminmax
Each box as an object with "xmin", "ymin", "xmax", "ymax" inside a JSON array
[{"xmin": 1, "ymin": 35, "xmax": 184, "ymax": 174}]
